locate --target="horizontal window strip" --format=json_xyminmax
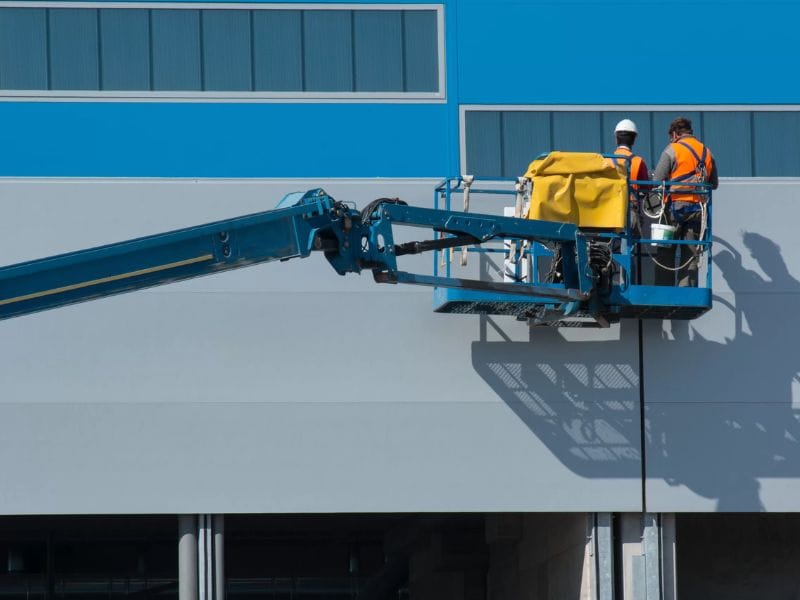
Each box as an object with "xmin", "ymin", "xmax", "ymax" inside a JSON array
[
  {"xmin": 463, "ymin": 109, "xmax": 800, "ymax": 178},
  {"xmin": 0, "ymin": 4, "xmax": 442, "ymax": 98}
]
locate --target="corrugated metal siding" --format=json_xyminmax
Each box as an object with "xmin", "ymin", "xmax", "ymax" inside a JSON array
[
  {"xmin": 99, "ymin": 9, "xmax": 150, "ymax": 91},
  {"xmin": 303, "ymin": 10, "xmax": 353, "ymax": 92},
  {"xmin": 0, "ymin": 6, "xmax": 440, "ymax": 94},
  {"xmin": 201, "ymin": 10, "xmax": 252, "ymax": 92},
  {"xmin": 465, "ymin": 109, "xmax": 800, "ymax": 178},
  {"xmin": 501, "ymin": 112, "xmax": 549, "ymax": 177},
  {"xmin": 403, "ymin": 10, "xmax": 438, "ymax": 93},
  {"xmin": 151, "ymin": 9, "xmax": 202, "ymax": 92},
  {"xmin": 252, "ymin": 10, "xmax": 302, "ymax": 92},
  {"xmin": 0, "ymin": 8, "xmax": 48, "ymax": 89},
  {"xmin": 354, "ymin": 10, "xmax": 403, "ymax": 92},
  {"xmin": 552, "ymin": 111, "xmax": 601, "ymax": 153},
  {"xmin": 704, "ymin": 112, "xmax": 753, "ymax": 177},
  {"xmin": 49, "ymin": 8, "xmax": 99, "ymax": 90},
  {"xmin": 753, "ymin": 112, "xmax": 800, "ymax": 177},
  {"xmin": 465, "ymin": 111, "xmax": 502, "ymax": 177}
]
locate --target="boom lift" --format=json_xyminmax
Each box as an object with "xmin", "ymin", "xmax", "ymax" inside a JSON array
[{"xmin": 0, "ymin": 154, "xmax": 713, "ymax": 327}]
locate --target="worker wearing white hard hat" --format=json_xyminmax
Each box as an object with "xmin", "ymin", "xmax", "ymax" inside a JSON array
[{"xmin": 607, "ymin": 118, "xmax": 651, "ymax": 283}]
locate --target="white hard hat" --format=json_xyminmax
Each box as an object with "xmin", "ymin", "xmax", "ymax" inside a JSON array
[{"xmin": 614, "ymin": 119, "xmax": 638, "ymax": 134}]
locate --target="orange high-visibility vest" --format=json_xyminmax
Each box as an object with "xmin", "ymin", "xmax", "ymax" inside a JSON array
[
  {"xmin": 669, "ymin": 136, "xmax": 713, "ymax": 203},
  {"xmin": 608, "ymin": 146, "xmax": 648, "ymax": 194}
]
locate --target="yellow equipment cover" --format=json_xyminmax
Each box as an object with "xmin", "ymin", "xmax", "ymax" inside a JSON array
[{"xmin": 523, "ymin": 151, "xmax": 628, "ymax": 229}]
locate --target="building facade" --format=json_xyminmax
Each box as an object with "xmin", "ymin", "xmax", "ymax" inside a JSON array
[{"xmin": 1, "ymin": 1, "xmax": 800, "ymax": 599}]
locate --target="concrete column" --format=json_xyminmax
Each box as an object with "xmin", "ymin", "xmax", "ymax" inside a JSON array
[{"xmin": 179, "ymin": 515, "xmax": 198, "ymax": 600}]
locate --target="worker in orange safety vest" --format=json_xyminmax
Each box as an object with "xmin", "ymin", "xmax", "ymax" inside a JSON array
[
  {"xmin": 653, "ymin": 117, "xmax": 718, "ymax": 287},
  {"xmin": 608, "ymin": 119, "xmax": 650, "ymax": 237}
]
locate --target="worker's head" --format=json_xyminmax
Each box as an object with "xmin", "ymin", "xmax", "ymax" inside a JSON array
[
  {"xmin": 668, "ymin": 117, "xmax": 693, "ymax": 142},
  {"xmin": 614, "ymin": 119, "xmax": 638, "ymax": 148}
]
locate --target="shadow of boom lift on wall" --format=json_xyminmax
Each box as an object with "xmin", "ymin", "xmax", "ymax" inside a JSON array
[{"xmin": 471, "ymin": 232, "xmax": 800, "ymax": 511}]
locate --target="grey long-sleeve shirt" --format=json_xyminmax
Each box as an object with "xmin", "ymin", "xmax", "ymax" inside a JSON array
[{"xmin": 652, "ymin": 135, "xmax": 719, "ymax": 189}]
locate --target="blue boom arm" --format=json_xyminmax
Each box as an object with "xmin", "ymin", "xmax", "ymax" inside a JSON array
[{"xmin": 0, "ymin": 189, "xmax": 593, "ymax": 322}]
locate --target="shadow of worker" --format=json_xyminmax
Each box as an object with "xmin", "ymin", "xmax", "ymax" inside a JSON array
[{"xmin": 646, "ymin": 232, "xmax": 800, "ymax": 511}]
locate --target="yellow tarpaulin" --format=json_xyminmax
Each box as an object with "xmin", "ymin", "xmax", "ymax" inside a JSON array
[{"xmin": 524, "ymin": 151, "xmax": 628, "ymax": 229}]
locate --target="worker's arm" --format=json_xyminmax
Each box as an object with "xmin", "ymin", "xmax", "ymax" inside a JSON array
[{"xmin": 652, "ymin": 145, "xmax": 676, "ymax": 182}]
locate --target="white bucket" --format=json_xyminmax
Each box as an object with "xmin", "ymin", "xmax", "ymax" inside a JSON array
[{"xmin": 651, "ymin": 223, "xmax": 677, "ymax": 248}]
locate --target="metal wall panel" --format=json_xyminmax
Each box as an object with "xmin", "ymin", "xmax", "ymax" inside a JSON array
[
  {"xmin": 99, "ymin": 9, "xmax": 150, "ymax": 91},
  {"xmin": 151, "ymin": 9, "xmax": 201, "ymax": 91},
  {"xmin": 501, "ymin": 112, "xmax": 549, "ymax": 177},
  {"xmin": 201, "ymin": 10, "xmax": 252, "ymax": 92},
  {"xmin": 0, "ymin": 179, "xmax": 642, "ymax": 514},
  {"xmin": 753, "ymin": 112, "xmax": 800, "ymax": 177},
  {"xmin": 703, "ymin": 112, "xmax": 752, "ymax": 177},
  {"xmin": 354, "ymin": 10, "xmax": 403, "ymax": 92},
  {"xmin": 644, "ymin": 181, "xmax": 800, "ymax": 512},
  {"xmin": 0, "ymin": 8, "xmax": 48, "ymax": 90},
  {"xmin": 49, "ymin": 8, "xmax": 99, "ymax": 90},
  {"xmin": 303, "ymin": 10, "xmax": 353, "ymax": 92},
  {"xmin": 465, "ymin": 111, "xmax": 502, "ymax": 177},
  {"xmin": 252, "ymin": 10, "xmax": 302, "ymax": 92},
  {"xmin": 403, "ymin": 10, "xmax": 438, "ymax": 93},
  {"xmin": 552, "ymin": 112, "xmax": 602, "ymax": 153}
]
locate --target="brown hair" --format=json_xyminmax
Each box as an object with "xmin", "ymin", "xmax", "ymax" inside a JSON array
[{"xmin": 669, "ymin": 117, "xmax": 693, "ymax": 136}]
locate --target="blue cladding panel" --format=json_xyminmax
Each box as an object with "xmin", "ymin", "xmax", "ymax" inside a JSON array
[
  {"xmin": 354, "ymin": 11, "xmax": 402, "ymax": 92},
  {"xmin": 202, "ymin": 10, "xmax": 252, "ymax": 91},
  {"xmin": 465, "ymin": 111, "xmax": 501, "ymax": 177},
  {"xmin": 252, "ymin": 10, "xmax": 302, "ymax": 92},
  {"xmin": 458, "ymin": 2, "xmax": 800, "ymax": 103},
  {"xmin": 552, "ymin": 112, "xmax": 601, "ymax": 152},
  {"xmin": 0, "ymin": 103, "xmax": 449, "ymax": 177},
  {"xmin": 304, "ymin": 10, "xmax": 353, "ymax": 92},
  {"xmin": 99, "ymin": 9, "xmax": 150, "ymax": 91},
  {"xmin": 0, "ymin": 8, "xmax": 48, "ymax": 89},
  {"xmin": 601, "ymin": 112, "xmax": 653, "ymax": 170},
  {"xmin": 49, "ymin": 9, "xmax": 100, "ymax": 91},
  {"xmin": 151, "ymin": 9, "xmax": 201, "ymax": 91},
  {"xmin": 703, "ymin": 112, "xmax": 752, "ymax": 177},
  {"xmin": 501, "ymin": 112, "xmax": 550, "ymax": 177},
  {"xmin": 404, "ymin": 10, "xmax": 438, "ymax": 92},
  {"xmin": 753, "ymin": 112, "xmax": 800, "ymax": 177}
]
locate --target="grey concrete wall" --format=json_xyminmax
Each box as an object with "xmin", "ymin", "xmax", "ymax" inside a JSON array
[{"xmin": 0, "ymin": 177, "xmax": 797, "ymax": 514}]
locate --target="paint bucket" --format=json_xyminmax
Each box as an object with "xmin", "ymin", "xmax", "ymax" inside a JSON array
[{"xmin": 651, "ymin": 223, "xmax": 677, "ymax": 248}]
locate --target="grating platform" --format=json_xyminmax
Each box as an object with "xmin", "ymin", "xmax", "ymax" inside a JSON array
[{"xmin": 433, "ymin": 285, "xmax": 712, "ymax": 322}]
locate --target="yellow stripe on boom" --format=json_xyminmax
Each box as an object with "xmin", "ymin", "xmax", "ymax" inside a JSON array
[{"xmin": 0, "ymin": 254, "xmax": 214, "ymax": 307}]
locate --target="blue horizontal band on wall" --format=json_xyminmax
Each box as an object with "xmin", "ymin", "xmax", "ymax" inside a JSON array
[
  {"xmin": 0, "ymin": 102, "xmax": 450, "ymax": 177},
  {"xmin": 456, "ymin": 1, "xmax": 800, "ymax": 104}
]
